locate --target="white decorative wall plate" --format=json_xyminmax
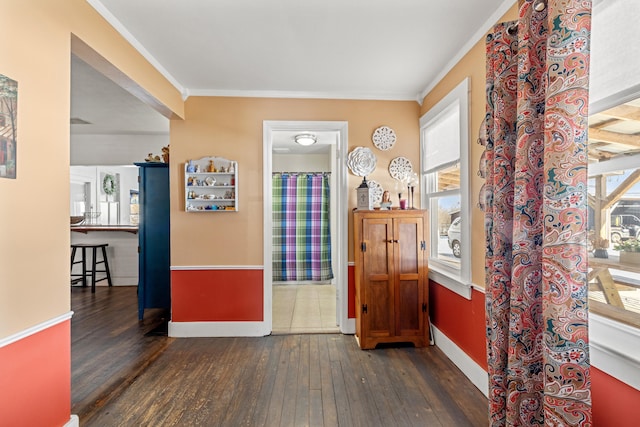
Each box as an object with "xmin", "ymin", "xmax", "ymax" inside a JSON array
[
  {"xmin": 367, "ymin": 179, "xmax": 384, "ymax": 205},
  {"xmin": 372, "ymin": 126, "xmax": 396, "ymax": 151},
  {"xmin": 478, "ymin": 182, "xmax": 491, "ymax": 212},
  {"xmin": 389, "ymin": 156, "xmax": 413, "ymax": 180},
  {"xmin": 477, "ymin": 116, "xmax": 488, "ymax": 146},
  {"xmin": 347, "ymin": 147, "xmax": 377, "ymax": 176},
  {"xmin": 478, "ymin": 150, "xmax": 487, "ymax": 179}
]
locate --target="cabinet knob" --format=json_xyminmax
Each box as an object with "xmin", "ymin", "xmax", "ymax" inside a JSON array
[{"xmin": 386, "ymin": 239, "xmax": 399, "ymax": 243}]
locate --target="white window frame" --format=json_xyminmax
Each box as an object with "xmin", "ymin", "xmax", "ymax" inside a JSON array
[{"xmin": 420, "ymin": 78, "xmax": 471, "ymax": 299}]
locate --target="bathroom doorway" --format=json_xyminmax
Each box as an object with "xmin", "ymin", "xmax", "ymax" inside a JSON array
[{"xmin": 263, "ymin": 121, "xmax": 351, "ymax": 334}]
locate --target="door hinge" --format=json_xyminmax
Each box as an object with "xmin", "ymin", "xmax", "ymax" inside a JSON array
[
  {"xmin": 422, "ymin": 302, "xmax": 427, "ymax": 313},
  {"xmin": 421, "ymin": 241, "xmax": 426, "ymax": 251},
  {"xmin": 361, "ymin": 242, "xmax": 366, "ymax": 252},
  {"xmin": 362, "ymin": 304, "xmax": 368, "ymax": 314}
]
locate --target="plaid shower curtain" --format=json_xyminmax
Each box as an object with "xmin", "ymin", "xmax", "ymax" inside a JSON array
[
  {"xmin": 272, "ymin": 173, "xmax": 334, "ymax": 282},
  {"xmin": 484, "ymin": 0, "xmax": 592, "ymax": 425}
]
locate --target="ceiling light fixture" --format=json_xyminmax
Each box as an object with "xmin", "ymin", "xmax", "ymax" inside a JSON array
[{"xmin": 295, "ymin": 133, "xmax": 317, "ymax": 146}]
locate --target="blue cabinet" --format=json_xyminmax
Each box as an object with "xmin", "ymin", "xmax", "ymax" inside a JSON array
[{"xmin": 135, "ymin": 162, "xmax": 170, "ymax": 320}]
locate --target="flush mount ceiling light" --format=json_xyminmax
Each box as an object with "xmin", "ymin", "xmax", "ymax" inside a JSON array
[{"xmin": 294, "ymin": 133, "xmax": 317, "ymax": 146}]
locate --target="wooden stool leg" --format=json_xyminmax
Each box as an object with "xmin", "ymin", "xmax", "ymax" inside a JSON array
[
  {"xmin": 70, "ymin": 246, "xmax": 77, "ymax": 273},
  {"xmin": 101, "ymin": 245, "xmax": 113, "ymax": 287},
  {"xmin": 81, "ymin": 247, "xmax": 88, "ymax": 288},
  {"xmin": 91, "ymin": 246, "xmax": 98, "ymax": 293}
]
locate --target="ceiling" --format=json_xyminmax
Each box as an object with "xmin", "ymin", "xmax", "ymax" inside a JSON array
[
  {"xmin": 88, "ymin": 0, "xmax": 511, "ymax": 101},
  {"xmin": 74, "ymin": 0, "xmax": 512, "ymax": 152},
  {"xmin": 74, "ymin": 1, "xmax": 640, "ymax": 162},
  {"xmin": 71, "ymin": 55, "xmax": 169, "ymax": 135}
]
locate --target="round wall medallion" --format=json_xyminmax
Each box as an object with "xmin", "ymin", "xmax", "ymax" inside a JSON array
[
  {"xmin": 478, "ymin": 115, "xmax": 489, "ymax": 146},
  {"xmin": 347, "ymin": 147, "xmax": 377, "ymax": 176},
  {"xmin": 367, "ymin": 179, "xmax": 384, "ymax": 205},
  {"xmin": 478, "ymin": 182, "xmax": 492, "ymax": 212},
  {"xmin": 372, "ymin": 126, "xmax": 396, "ymax": 151},
  {"xmin": 478, "ymin": 150, "xmax": 487, "ymax": 179},
  {"xmin": 388, "ymin": 156, "xmax": 413, "ymax": 180}
]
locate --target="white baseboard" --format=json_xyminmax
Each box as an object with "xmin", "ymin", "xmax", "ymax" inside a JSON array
[
  {"xmin": 341, "ymin": 318, "xmax": 355, "ymax": 334},
  {"xmin": 432, "ymin": 325, "xmax": 488, "ymax": 397},
  {"xmin": 590, "ymin": 313, "xmax": 640, "ymax": 391},
  {"xmin": 168, "ymin": 321, "xmax": 269, "ymax": 337},
  {"xmin": 65, "ymin": 415, "xmax": 79, "ymax": 427}
]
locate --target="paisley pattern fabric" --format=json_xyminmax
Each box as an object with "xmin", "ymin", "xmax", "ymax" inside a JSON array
[{"xmin": 485, "ymin": 1, "xmax": 592, "ymax": 425}]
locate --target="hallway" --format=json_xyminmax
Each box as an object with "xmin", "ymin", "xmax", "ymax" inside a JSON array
[{"xmin": 272, "ymin": 284, "xmax": 339, "ymax": 334}]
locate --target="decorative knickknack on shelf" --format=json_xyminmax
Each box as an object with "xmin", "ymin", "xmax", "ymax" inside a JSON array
[
  {"xmin": 356, "ymin": 177, "xmax": 372, "ymax": 211},
  {"xmin": 184, "ymin": 156, "xmax": 238, "ymax": 212}
]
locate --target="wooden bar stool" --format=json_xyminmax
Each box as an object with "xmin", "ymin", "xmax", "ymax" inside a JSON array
[{"xmin": 71, "ymin": 243, "xmax": 113, "ymax": 293}]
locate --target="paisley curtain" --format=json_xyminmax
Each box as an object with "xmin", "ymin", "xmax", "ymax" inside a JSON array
[
  {"xmin": 484, "ymin": 0, "xmax": 592, "ymax": 425},
  {"xmin": 272, "ymin": 173, "xmax": 334, "ymax": 282}
]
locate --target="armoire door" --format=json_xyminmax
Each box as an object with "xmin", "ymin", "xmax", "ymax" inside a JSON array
[
  {"xmin": 393, "ymin": 216, "xmax": 425, "ymax": 338},
  {"xmin": 361, "ymin": 217, "xmax": 395, "ymax": 341}
]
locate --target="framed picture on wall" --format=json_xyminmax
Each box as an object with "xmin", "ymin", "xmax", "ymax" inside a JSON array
[{"xmin": 0, "ymin": 73, "xmax": 18, "ymax": 179}]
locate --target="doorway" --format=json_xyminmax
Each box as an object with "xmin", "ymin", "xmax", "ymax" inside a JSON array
[{"xmin": 263, "ymin": 121, "xmax": 352, "ymax": 334}]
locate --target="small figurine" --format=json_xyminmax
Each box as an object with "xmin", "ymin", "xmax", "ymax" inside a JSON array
[
  {"xmin": 208, "ymin": 160, "xmax": 216, "ymax": 172},
  {"xmin": 381, "ymin": 190, "xmax": 392, "ymax": 210},
  {"xmin": 161, "ymin": 145, "xmax": 170, "ymax": 163},
  {"xmin": 145, "ymin": 152, "xmax": 161, "ymax": 162}
]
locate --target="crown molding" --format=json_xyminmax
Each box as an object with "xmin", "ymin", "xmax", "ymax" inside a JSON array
[{"xmin": 186, "ymin": 88, "xmax": 419, "ymax": 102}]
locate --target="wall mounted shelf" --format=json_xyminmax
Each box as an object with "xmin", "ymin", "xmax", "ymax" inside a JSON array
[{"xmin": 184, "ymin": 156, "xmax": 238, "ymax": 212}]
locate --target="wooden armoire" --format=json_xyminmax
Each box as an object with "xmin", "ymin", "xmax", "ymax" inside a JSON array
[{"xmin": 353, "ymin": 209, "xmax": 429, "ymax": 349}]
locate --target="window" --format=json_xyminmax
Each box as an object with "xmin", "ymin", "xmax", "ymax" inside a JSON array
[
  {"xmin": 586, "ymin": 0, "xmax": 640, "ymax": 392},
  {"xmin": 420, "ymin": 78, "xmax": 470, "ymax": 297},
  {"xmin": 587, "ymin": 98, "xmax": 640, "ymax": 329}
]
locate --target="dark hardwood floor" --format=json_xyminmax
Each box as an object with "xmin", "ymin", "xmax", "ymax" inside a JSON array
[{"xmin": 72, "ymin": 286, "xmax": 488, "ymax": 426}]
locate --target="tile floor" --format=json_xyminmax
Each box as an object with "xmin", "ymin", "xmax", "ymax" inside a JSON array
[{"xmin": 272, "ymin": 284, "xmax": 339, "ymax": 334}]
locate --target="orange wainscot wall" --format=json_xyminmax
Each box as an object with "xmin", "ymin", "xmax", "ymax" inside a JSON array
[
  {"xmin": 0, "ymin": 320, "xmax": 71, "ymax": 426},
  {"xmin": 429, "ymin": 281, "xmax": 487, "ymax": 369},
  {"xmin": 429, "ymin": 280, "xmax": 640, "ymax": 426},
  {"xmin": 171, "ymin": 269, "xmax": 263, "ymax": 321},
  {"xmin": 348, "ymin": 264, "xmax": 356, "ymax": 319},
  {"xmin": 591, "ymin": 367, "xmax": 640, "ymax": 427}
]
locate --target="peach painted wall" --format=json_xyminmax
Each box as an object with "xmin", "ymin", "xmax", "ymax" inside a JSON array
[
  {"xmin": 0, "ymin": 0, "xmax": 182, "ymax": 339},
  {"xmin": 169, "ymin": 96, "xmax": 420, "ymax": 266},
  {"xmin": 1, "ymin": 1, "xmax": 183, "ymax": 425},
  {"xmin": 0, "ymin": 0, "xmax": 74, "ymax": 339}
]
